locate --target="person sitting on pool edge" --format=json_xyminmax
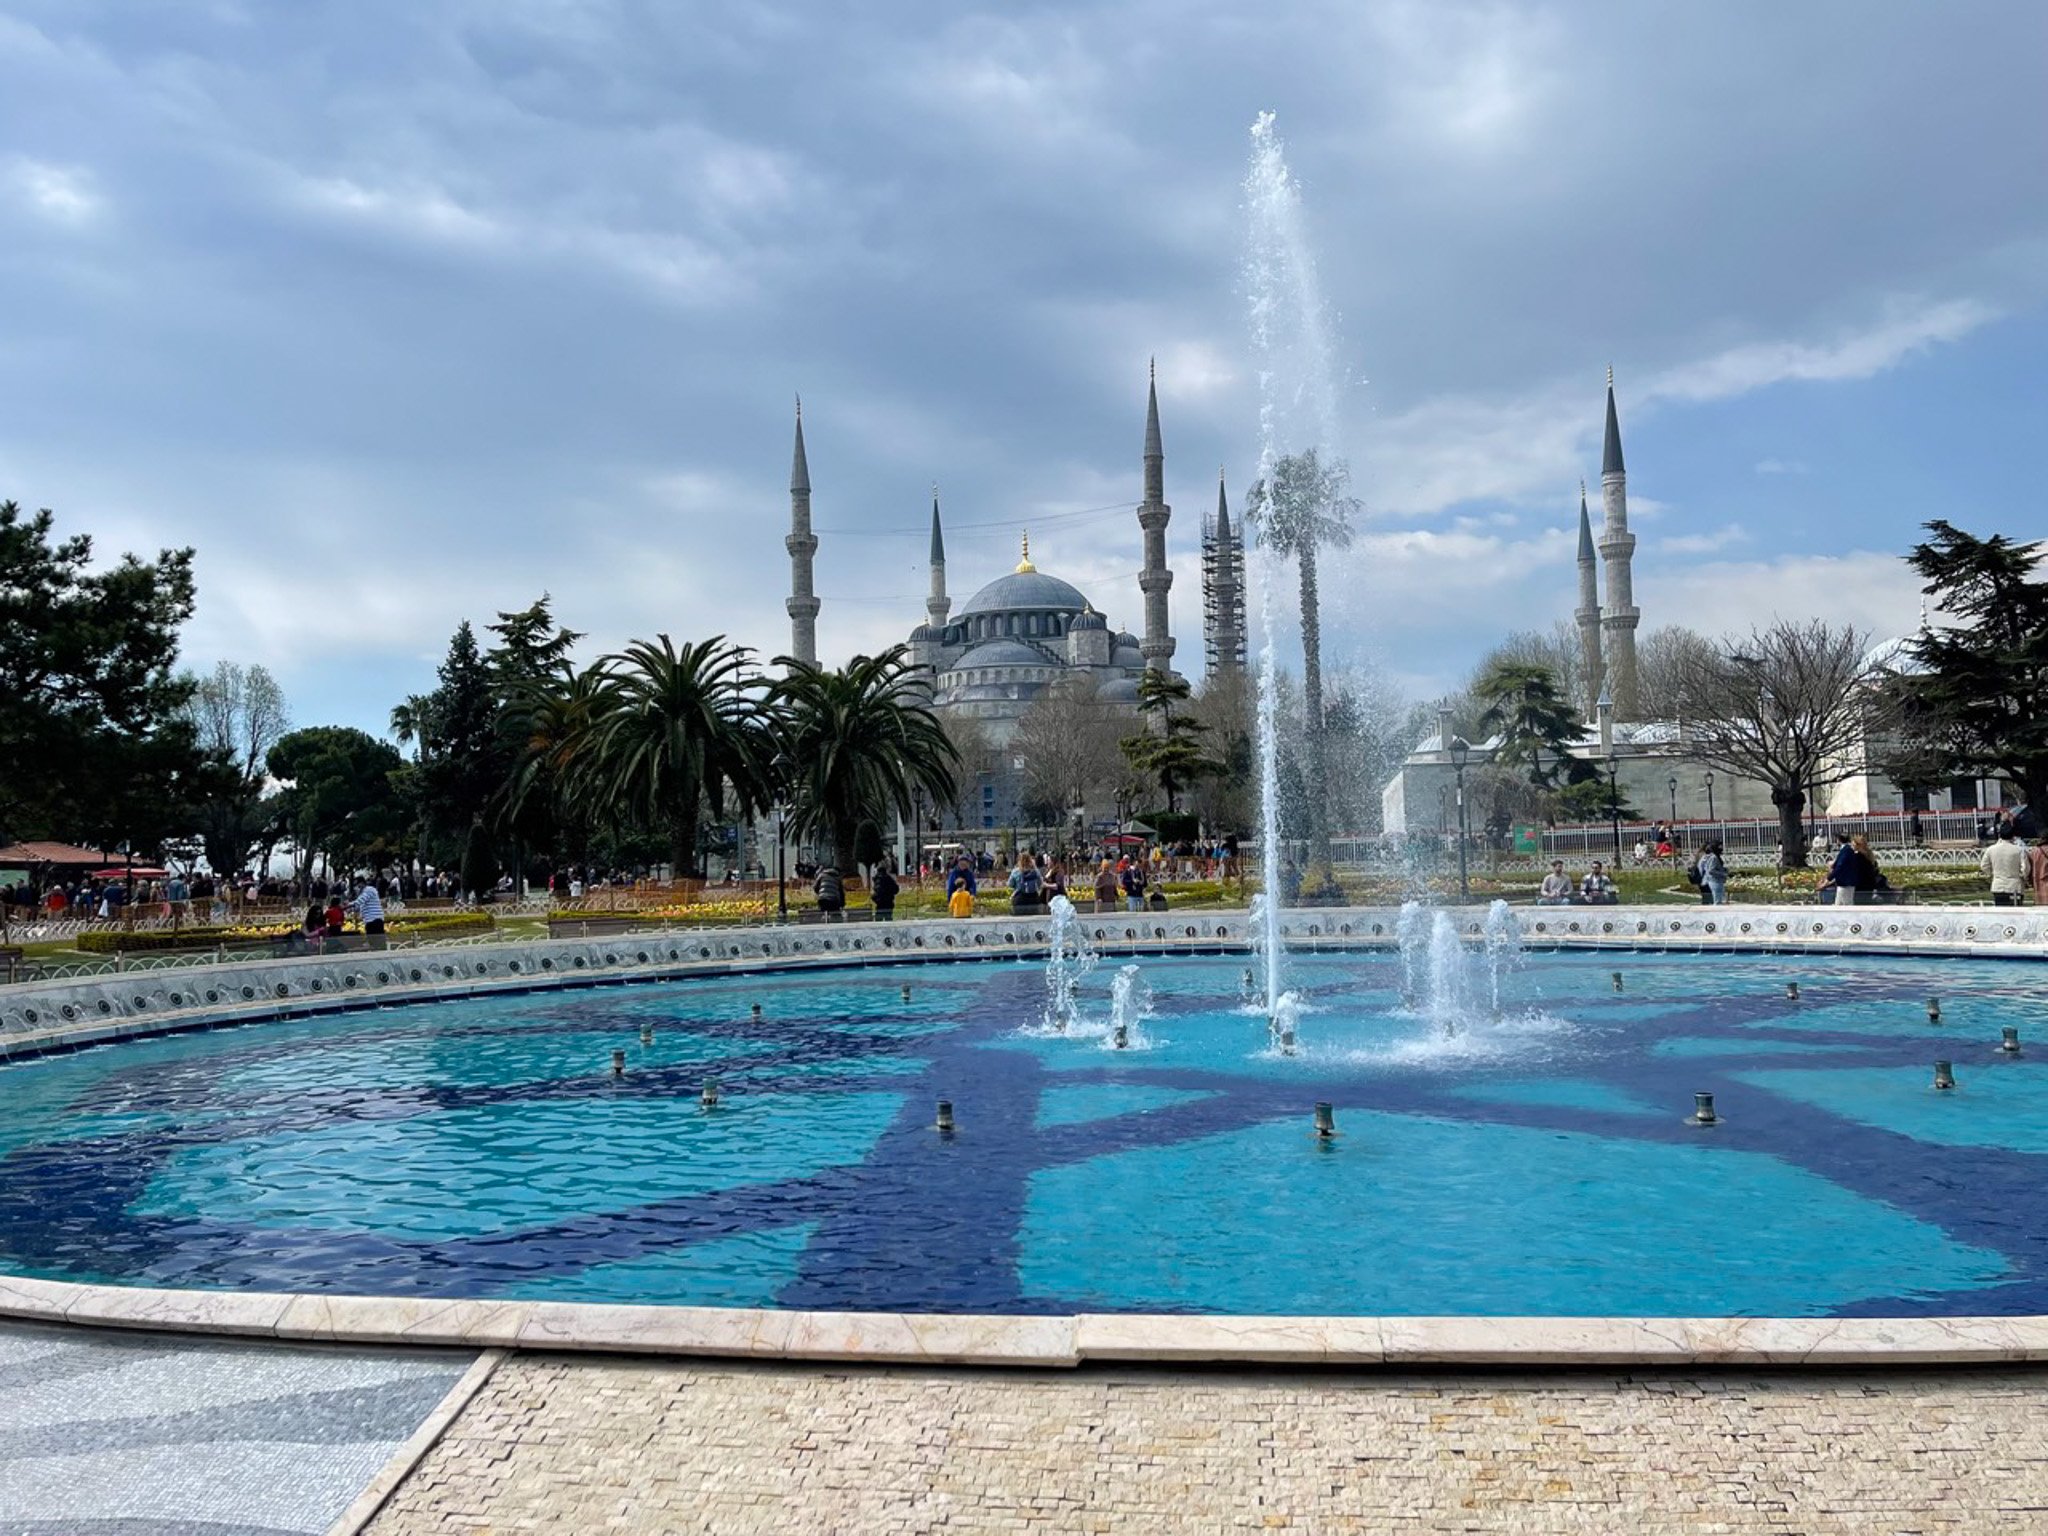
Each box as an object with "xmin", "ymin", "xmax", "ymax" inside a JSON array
[{"xmin": 1579, "ymin": 861, "xmax": 1618, "ymax": 904}]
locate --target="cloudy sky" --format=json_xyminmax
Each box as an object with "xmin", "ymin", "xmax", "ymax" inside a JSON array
[{"xmin": 2, "ymin": 1, "xmax": 2043, "ymax": 734}]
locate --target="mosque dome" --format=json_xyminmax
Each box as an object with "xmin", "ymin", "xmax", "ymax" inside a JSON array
[
  {"xmin": 948, "ymin": 638, "xmax": 1055, "ymax": 669},
  {"xmin": 959, "ymin": 570, "xmax": 1090, "ymax": 617},
  {"xmin": 1073, "ymin": 606, "xmax": 1109, "ymax": 631},
  {"xmin": 1097, "ymin": 676, "xmax": 1142, "ymax": 704},
  {"xmin": 1861, "ymin": 636, "xmax": 1927, "ymax": 676}
]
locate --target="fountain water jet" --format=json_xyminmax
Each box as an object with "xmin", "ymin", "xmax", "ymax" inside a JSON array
[
  {"xmin": 1107, "ymin": 964, "xmax": 1155, "ymax": 1052},
  {"xmin": 1242, "ymin": 110, "xmax": 1344, "ymax": 1041},
  {"xmin": 1042, "ymin": 894, "xmax": 1097, "ymax": 1033}
]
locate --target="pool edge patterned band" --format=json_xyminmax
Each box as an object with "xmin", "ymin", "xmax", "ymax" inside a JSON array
[{"xmin": 2, "ymin": 1270, "xmax": 2046, "ymax": 1368}]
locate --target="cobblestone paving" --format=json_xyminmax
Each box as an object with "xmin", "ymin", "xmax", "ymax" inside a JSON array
[{"xmin": 367, "ymin": 1355, "xmax": 2048, "ymax": 1534}]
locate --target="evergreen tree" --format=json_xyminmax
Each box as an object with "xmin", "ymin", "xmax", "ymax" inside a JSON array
[{"xmin": 1891, "ymin": 522, "xmax": 2048, "ymax": 816}]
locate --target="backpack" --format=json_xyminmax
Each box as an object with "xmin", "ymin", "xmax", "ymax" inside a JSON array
[
  {"xmin": 1685, "ymin": 860, "xmax": 1703, "ymax": 887},
  {"xmin": 1018, "ymin": 867, "xmax": 1042, "ymax": 898}
]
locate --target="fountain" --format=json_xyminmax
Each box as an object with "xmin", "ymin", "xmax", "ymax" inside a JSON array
[
  {"xmin": 1042, "ymin": 894, "xmax": 1097, "ymax": 1033},
  {"xmin": 1270, "ymin": 990, "xmax": 1302, "ymax": 1056},
  {"xmin": 1396, "ymin": 900, "xmax": 1430, "ymax": 1008},
  {"xmin": 1107, "ymin": 964, "xmax": 1154, "ymax": 1052},
  {"xmin": 1396, "ymin": 898, "xmax": 1527, "ymax": 1042},
  {"xmin": 1242, "ymin": 110, "xmax": 1344, "ymax": 1043},
  {"xmin": 1482, "ymin": 900, "xmax": 1523, "ymax": 1018}
]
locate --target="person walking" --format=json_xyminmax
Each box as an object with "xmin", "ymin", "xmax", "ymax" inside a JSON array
[
  {"xmin": 1850, "ymin": 834, "xmax": 1883, "ymax": 902},
  {"xmin": 1121, "ymin": 858, "xmax": 1148, "ymax": 913},
  {"xmin": 1698, "ymin": 842, "xmax": 1728, "ymax": 906},
  {"xmin": 2030, "ymin": 837, "xmax": 2048, "ymax": 908},
  {"xmin": 1820, "ymin": 833, "xmax": 1859, "ymax": 906},
  {"xmin": 1982, "ymin": 827, "xmax": 2028, "ymax": 906},
  {"xmin": 813, "ymin": 865, "xmax": 845, "ymax": 917}
]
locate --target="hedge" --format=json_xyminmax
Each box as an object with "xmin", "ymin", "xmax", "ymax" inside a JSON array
[{"xmin": 74, "ymin": 911, "xmax": 495, "ymax": 954}]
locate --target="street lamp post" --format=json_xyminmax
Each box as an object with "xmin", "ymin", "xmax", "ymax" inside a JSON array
[
  {"xmin": 1606, "ymin": 752, "xmax": 1623, "ymax": 865},
  {"xmin": 1704, "ymin": 771, "xmax": 1715, "ymax": 826},
  {"xmin": 1668, "ymin": 774, "xmax": 1678, "ymax": 828},
  {"xmin": 1449, "ymin": 737, "xmax": 1471, "ymax": 904},
  {"xmin": 774, "ymin": 802, "xmax": 788, "ymax": 924}
]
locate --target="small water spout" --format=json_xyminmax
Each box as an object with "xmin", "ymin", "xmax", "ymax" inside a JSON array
[
  {"xmin": 935, "ymin": 1098, "xmax": 956, "ymax": 1133},
  {"xmin": 1934, "ymin": 1060, "xmax": 1956, "ymax": 1091},
  {"xmin": 1270, "ymin": 990, "xmax": 1301, "ymax": 1056},
  {"xmin": 1043, "ymin": 894, "xmax": 1098, "ymax": 1033},
  {"xmin": 700, "ymin": 1081, "xmax": 719, "ymax": 1110},
  {"xmin": 610, "ymin": 1049, "xmax": 625, "ymax": 1078},
  {"xmin": 1396, "ymin": 900, "xmax": 1430, "ymax": 1009},
  {"xmin": 1313, "ymin": 1101, "xmax": 1337, "ymax": 1138},
  {"xmin": 2001, "ymin": 1026, "xmax": 2021, "ymax": 1055},
  {"xmin": 1108, "ymin": 963, "xmax": 1154, "ymax": 1052},
  {"xmin": 1690, "ymin": 1092, "xmax": 1718, "ymax": 1126}
]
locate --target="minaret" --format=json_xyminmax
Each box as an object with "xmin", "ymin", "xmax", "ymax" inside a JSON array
[
  {"xmin": 1598, "ymin": 367, "xmax": 1641, "ymax": 719},
  {"xmin": 1136, "ymin": 359, "xmax": 1175, "ymax": 673},
  {"xmin": 1575, "ymin": 479, "xmax": 1605, "ymax": 720},
  {"xmin": 1204, "ymin": 468, "xmax": 1245, "ymax": 673},
  {"xmin": 784, "ymin": 397, "xmax": 819, "ymax": 667},
  {"xmin": 925, "ymin": 485, "xmax": 950, "ymax": 633}
]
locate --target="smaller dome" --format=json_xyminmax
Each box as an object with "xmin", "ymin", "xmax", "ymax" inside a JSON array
[
  {"xmin": 1114, "ymin": 630, "xmax": 1139, "ymax": 648},
  {"xmin": 909, "ymin": 623, "xmax": 939, "ymax": 643},
  {"xmin": 1862, "ymin": 636, "xmax": 1926, "ymax": 676},
  {"xmin": 1097, "ymin": 677, "xmax": 1142, "ymax": 704},
  {"xmin": 1073, "ymin": 607, "xmax": 1108, "ymax": 631},
  {"xmin": 947, "ymin": 638, "xmax": 1051, "ymax": 669},
  {"xmin": 1112, "ymin": 644, "xmax": 1144, "ymax": 669}
]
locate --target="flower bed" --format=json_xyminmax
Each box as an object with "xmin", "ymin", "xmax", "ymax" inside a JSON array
[{"xmin": 74, "ymin": 912, "xmax": 495, "ymax": 954}]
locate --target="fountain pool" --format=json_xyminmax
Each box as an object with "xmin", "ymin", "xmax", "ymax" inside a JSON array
[{"xmin": 3, "ymin": 946, "xmax": 2046, "ymax": 1320}]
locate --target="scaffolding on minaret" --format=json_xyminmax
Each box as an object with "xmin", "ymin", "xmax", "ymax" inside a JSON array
[{"xmin": 1201, "ymin": 470, "xmax": 1247, "ymax": 673}]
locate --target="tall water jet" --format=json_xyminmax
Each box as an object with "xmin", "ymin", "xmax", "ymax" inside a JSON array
[
  {"xmin": 1042, "ymin": 894, "xmax": 1097, "ymax": 1033},
  {"xmin": 1482, "ymin": 899, "xmax": 1523, "ymax": 1018},
  {"xmin": 1107, "ymin": 964, "xmax": 1154, "ymax": 1051},
  {"xmin": 1424, "ymin": 911, "xmax": 1470, "ymax": 1039},
  {"xmin": 1396, "ymin": 899, "xmax": 1430, "ymax": 1009},
  {"xmin": 1244, "ymin": 110, "xmax": 1343, "ymax": 1026}
]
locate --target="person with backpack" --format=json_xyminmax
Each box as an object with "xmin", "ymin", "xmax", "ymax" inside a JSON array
[
  {"xmin": 869, "ymin": 860, "xmax": 899, "ymax": 921},
  {"xmin": 813, "ymin": 865, "xmax": 845, "ymax": 917},
  {"xmin": 1009, "ymin": 853, "xmax": 1045, "ymax": 913}
]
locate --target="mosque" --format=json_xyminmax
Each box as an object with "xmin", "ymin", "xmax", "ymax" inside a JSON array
[{"xmin": 781, "ymin": 365, "xmax": 1246, "ymax": 751}]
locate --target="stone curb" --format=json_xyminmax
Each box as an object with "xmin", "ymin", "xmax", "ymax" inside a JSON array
[
  {"xmin": 324, "ymin": 1347, "xmax": 506, "ymax": 1536},
  {"xmin": 4, "ymin": 1274, "xmax": 2048, "ymax": 1368}
]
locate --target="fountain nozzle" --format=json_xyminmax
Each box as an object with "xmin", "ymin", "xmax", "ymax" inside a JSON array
[
  {"xmin": 700, "ymin": 1081, "xmax": 719, "ymax": 1109},
  {"xmin": 1690, "ymin": 1092, "xmax": 1718, "ymax": 1126},
  {"xmin": 610, "ymin": 1049, "xmax": 625, "ymax": 1078},
  {"xmin": 935, "ymin": 1098, "xmax": 956, "ymax": 1134},
  {"xmin": 1928, "ymin": 997, "xmax": 1942, "ymax": 1023},
  {"xmin": 1313, "ymin": 1102, "xmax": 1337, "ymax": 1139},
  {"xmin": 2001, "ymin": 1027, "xmax": 2021, "ymax": 1055},
  {"xmin": 1611, "ymin": 971, "xmax": 1624, "ymax": 993},
  {"xmin": 1934, "ymin": 1060, "xmax": 1956, "ymax": 1091},
  {"xmin": 1786, "ymin": 982, "xmax": 1801, "ymax": 1001}
]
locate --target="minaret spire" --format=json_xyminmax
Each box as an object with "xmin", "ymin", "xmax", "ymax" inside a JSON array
[
  {"xmin": 784, "ymin": 396, "xmax": 819, "ymax": 666},
  {"xmin": 925, "ymin": 484, "xmax": 949, "ymax": 633},
  {"xmin": 1597, "ymin": 370, "xmax": 1640, "ymax": 718},
  {"xmin": 1136, "ymin": 360, "xmax": 1174, "ymax": 674},
  {"xmin": 1575, "ymin": 479, "xmax": 1605, "ymax": 719}
]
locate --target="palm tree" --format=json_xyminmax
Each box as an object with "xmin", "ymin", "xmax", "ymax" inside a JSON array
[
  {"xmin": 497, "ymin": 665, "xmax": 607, "ymax": 865},
  {"xmin": 1245, "ymin": 448, "xmax": 1360, "ymax": 888},
  {"xmin": 580, "ymin": 635, "xmax": 776, "ymax": 877},
  {"xmin": 772, "ymin": 648, "xmax": 959, "ymax": 874}
]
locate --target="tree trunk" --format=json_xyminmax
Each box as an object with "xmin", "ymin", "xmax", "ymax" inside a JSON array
[
  {"xmin": 1296, "ymin": 543, "xmax": 1337, "ymax": 884},
  {"xmin": 1773, "ymin": 782, "xmax": 1807, "ymax": 868},
  {"xmin": 670, "ymin": 807, "xmax": 698, "ymax": 880},
  {"xmin": 834, "ymin": 824, "xmax": 857, "ymax": 875}
]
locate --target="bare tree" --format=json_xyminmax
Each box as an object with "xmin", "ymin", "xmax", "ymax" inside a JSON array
[
  {"xmin": 183, "ymin": 661, "xmax": 290, "ymax": 875},
  {"xmin": 1187, "ymin": 666, "xmax": 1255, "ymax": 834},
  {"xmin": 934, "ymin": 712, "xmax": 998, "ymax": 830},
  {"xmin": 1635, "ymin": 625, "xmax": 1720, "ymax": 722},
  {"xmin": 1009, "ymin": 675, "xmax": 1133, "ymax": 828},
  {"xmin": 1672, "ymin": 621, "xmax": 1881, "ymax": 866}
]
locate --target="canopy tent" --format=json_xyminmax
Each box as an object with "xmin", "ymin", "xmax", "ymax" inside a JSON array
[
  {"xmin": 90, "ymin": 867, "xmax": 169, "ymax": 881},
  {"xmin": 0, "ymin": 841, "xmax": 123, "ymax": 869}
]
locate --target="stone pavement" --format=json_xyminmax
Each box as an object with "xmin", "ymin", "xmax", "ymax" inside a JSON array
[
  {"xmin": 367, "ymin": 1354, "xmax": 2048, "ymax": 1534},
  {"xmin": 0, "ymin": 1319, "xmax": 471, "ymax": 1536}
]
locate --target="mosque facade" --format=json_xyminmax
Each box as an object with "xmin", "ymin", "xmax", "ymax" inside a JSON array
[{"xmin": 782, "ymin": 366, "xmax": 1246, "ymax": 756}]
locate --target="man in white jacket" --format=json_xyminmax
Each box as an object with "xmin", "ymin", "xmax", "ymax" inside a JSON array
[{"xmin": 1981, "ymin": 828, "xmax": 2028, "ymax": 906}]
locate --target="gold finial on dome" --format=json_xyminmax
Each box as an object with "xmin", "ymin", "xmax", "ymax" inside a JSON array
[{"xmin": 1015, "ymin": 530, "xmax": 1036, "ymax": 574}]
